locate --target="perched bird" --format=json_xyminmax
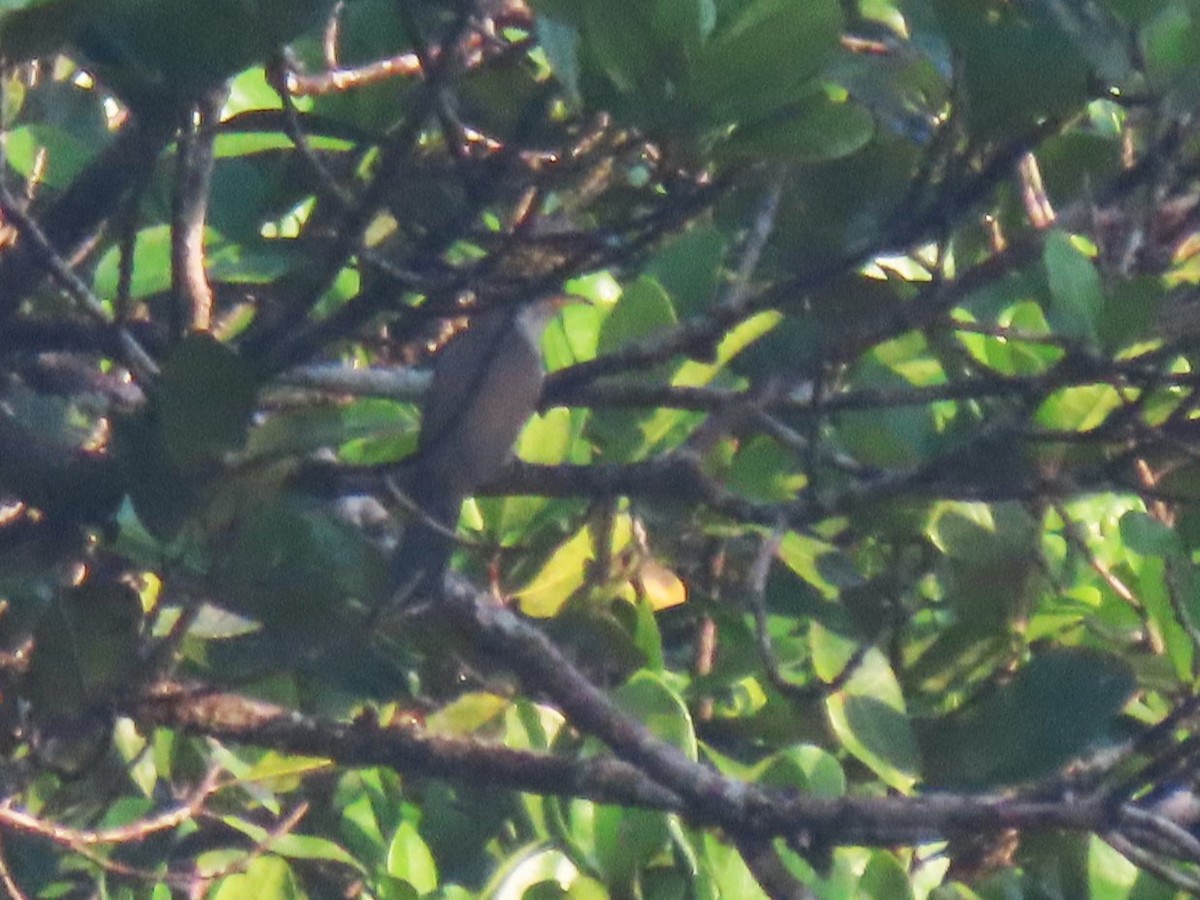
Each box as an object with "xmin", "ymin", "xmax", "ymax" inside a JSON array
[{"xmin": 390, "ymin": 297, "xmax": 562, "ymax": 604}]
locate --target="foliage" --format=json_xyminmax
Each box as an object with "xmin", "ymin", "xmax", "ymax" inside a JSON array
[{"xmin": 0, "ymin": 0, "xmax": 1199, "ymax": 896}]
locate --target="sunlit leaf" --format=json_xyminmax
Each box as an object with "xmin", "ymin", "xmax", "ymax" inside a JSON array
[
  {"xmin": 813, "ymin": 626, "xmax": 919, "ymax": 791},
  {"xmin": 211, "ymin": 855, "xmax": 306, "ymax": 900},
  {"xmin": 387, "ymin": 821, "xmax": 439, "ymax": 894}
]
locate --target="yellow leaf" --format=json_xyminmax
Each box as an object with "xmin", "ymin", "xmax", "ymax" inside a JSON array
[
  {"xmin": 636, "ymin": 559, "xmax": 686, "ymax": 610},
  {"xmin": 516, "ymin": 517, "xmax": 634, "ymax": 617},
  {"xmin": 426, "ymin": 692, "xmax": 510, "ymax": 736}
]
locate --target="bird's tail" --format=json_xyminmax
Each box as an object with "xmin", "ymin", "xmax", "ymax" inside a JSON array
[{"xmin": 388, "ymin": 484, "xmax": 462, "ymax": 607}]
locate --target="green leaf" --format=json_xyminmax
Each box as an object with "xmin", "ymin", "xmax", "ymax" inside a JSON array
[
  {"xmin": 536, "ymin": 17, "xmax": 583, "ymax": 103},
  {"xmin": 1087, "ymin": 834, "xmax": 1143, "ymax": 899},
  {"xmin": 245, "ymin": 399, "xmax": 414, "ymax": 463},
  {"xmin": 651, "ymin": 0, "xmax": 715, "ymax": 58},
  {"xmin": 755, "ymin": 745, "xmax": 846, "ymax": 798},
  {"xmin": 425, "ymin": 692, "xmax": 510, "ymax": 736},
  {"xmin": 588, "ymin": 280, "xmax": 691, "ymax": 458},
  {"xmin": 1043, "ymin": 230, "xmax": 1103, "ymax": 346},
  {"xmin": 836, "ymin": 351, "xmax": 941, "ymax": 469},
  {"xmin": 702, "ymin": 831, "xmax": 768, "ymax": 898},
  {"xmin": 728, "ymin": 436, "xmax": 803, "ymax": 502},
  {"xmin": 516, "ymin": 407, "xmax": 575, "ymax": 466},
  {"xmin": 597, "ymin": 276, "xmax": 678, "ymax": 354},
  {"xmin": 222, "ymin": 816, "xmax": 361, "ymax": 869},
  {"xmin": 208, "ymin": 240, "xmax": 298, "ymax": 285},
  {"xmin": 813, "ymin": 626, "xmax": 919, "ymax": 791},
  {"xmin": 581, "ymin": 0, "xmax": 674, "ymax": 100},
  {"xmin": 958, "ymin": 301, "xmax": 1064, "ymax": 375},
  {"xmin": 913, "ymin": 505, "xmax": 1042, "ymax": 667},
  {"xmin": 1035, "ymin": 383, "xmax": 1122, "ymax": 432},
  {"xmin": 94, "ymin": 224, "xmax": 171, "ymax": 301},
  {"xmin": 592, "ymin": 801, "xmax": 670, "ymax": 889},
  {"xmin": 213, "ymin": 129, "xmax": 355, "ymax": 159},
  {"xmin": 65, "ymin": 0, "xmax": 334, "ymax": 107},
  {"xmin": 721, "ymin": 90, "xmax": 876, "ymax": 163},
  {"xmin": 340, "ymin": 792, "xmax": 388, "ymax": 865},
  {"xmin": 1119, "ymin": 509, "xmax": 1181, "ymax": 557},
  {"xmin": 857, "ymin": 851, "xmax": 914, "ymax": 900},
  {"xmin": 935, "ymin": 0, "xmax": 1090, "ymax": 136},
  {"xmin": 517, "ymin": 519, "xmax": 623, "ymax": 617},
  {"xmin": 1142, "ymin": 4, "xmax": 1200, "ymax": 85},
  {"xmin": 1100, "ymin": 277, "xmax": 1162, "ymax": 353},
  {"xmin": 915, "ymin": 650, "xmax": 1135, "ymax": 789},
  {"xmin": 386, "ymin": 821, "xmax": 439, "ymax": 894},
  {"xmin": 0, "ymin": 0, "xmax": 87, "ymax": 61},
  {"xmin": 216, "ymin": 495, "xmax": 387, "ymax": 634},
  {"xmin": 211, "ymin": 855, "xmax": 306, "ymax": 900},
  {"xmin": 687, "ymin": 0, "xmax": 842, "ymax": 124},
  {"xmin": 615, "ymin": 670, "xmax": 698, "ymax": 759},
  {"xmin": 483, "ymin": 845, "xmax": 581, "ymax": 898},
  {"xmin": 631, "ymin": 593, "xmax": 665, "ymax": 670},
  {"xmin": 546, "ymin": 299, "xmax": 602, "ymax": 370},
  {"xmin": 242, "ymin": 752, "xmax": 331, "ymax": 788},
  {"xmin": 6, "ymin": 124, "xmax": 93, "ymax": 188},
  {"xmin": 155, "ymin": 336, "xmax": 257, "ymax": 471},
  {"xmin": 224, "ymin": 64, "xmax": 284, "ymax": 117},
  {"xmin": 1133, "ymin": 556, "xmax": 1195, "ymax": 681},
  {"xmin": 22, "ymin": 580, "xmax": 142, "ymax": 746},
  {"xmin": 642, "ymin": 225, "xmax": 727, "ymax": 319}
]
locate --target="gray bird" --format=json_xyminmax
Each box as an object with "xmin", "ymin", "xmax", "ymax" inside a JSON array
[{"xmin": 390, "ymin": 297, "xmax": 561, "ymax": 604}]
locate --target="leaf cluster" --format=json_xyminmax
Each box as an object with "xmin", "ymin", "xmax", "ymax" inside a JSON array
[{"xmin": 0, "ymin": 0, "xmax": 1199, "ymax": 898}]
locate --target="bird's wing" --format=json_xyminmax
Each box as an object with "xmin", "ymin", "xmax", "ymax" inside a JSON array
[{"xmin": 416, "ymin": 308, "xmax": 515, "ymax": 454}]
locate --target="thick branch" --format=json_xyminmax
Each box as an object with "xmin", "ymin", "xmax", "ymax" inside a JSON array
[{"xmin": 125, "ymin": 640, "xmax": 1125, "ymax": 849}]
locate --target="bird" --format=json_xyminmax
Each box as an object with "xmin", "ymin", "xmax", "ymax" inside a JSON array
[{"xmin": 389, "ymin": 297, "xmax": 562, "ymax": 605}]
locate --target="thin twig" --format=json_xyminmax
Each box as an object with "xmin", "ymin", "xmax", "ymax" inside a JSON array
[
  {"xmin": 268, "ymin": 57, "xmax": 357, "ymax": 210},
  {"xmin": 1105, "ymin": 831, "xmax": 1200, "ymax": 893},
  {"xmin": 0, "ymin": 115, "xmax": 179, "ymax": 321},
  {"xmin": 0, "ymin": 832, "xmax": 29, "ymax": 900},
  {"xmin": 715, "ymin": 164, "xmax": 788, "ymax": 315},
  {"xmin": 0, "ymin": 766, "xmax": 221, "ymax": 847},
  {"xmin": 0, "ymin": 180, "xmax": 159, "ymax": 381},
  {"xmin": 1052, "ymin": 503, "xmax": 1159, "ymax": 651},
  {"xmin": 1118, "ymin": 803, "xmax": 1200, "ymax": 863},
  {"xmin": 288, "ymin": 54, "xmax": 423, "ymax": 95}
]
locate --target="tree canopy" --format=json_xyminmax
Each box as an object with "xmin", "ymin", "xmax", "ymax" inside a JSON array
[{"xmin": 0, "ymin": 0, "xmax": 1199, "ymax": 896}]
